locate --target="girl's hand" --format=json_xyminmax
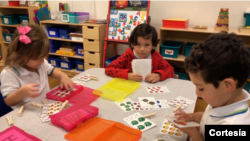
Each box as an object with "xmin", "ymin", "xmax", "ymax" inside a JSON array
[
  {"xmin": 145, "ymin": 73, "xmax": 161, "ymax": 83},
  {"xmin": 60, "ymin": 75, "xmax": 75, "ymax": 90},
  {"xmin": 21, "ymin": 84, "xmax": 40, "ymax": 98},
  {"xmin": 128, "ymin": 73, "xmax": 143, "ymax": 82}
]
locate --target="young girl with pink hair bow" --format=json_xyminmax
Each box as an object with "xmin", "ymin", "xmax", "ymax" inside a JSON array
[{"xmin": 0, "ymin": 25, "xmax": 74, "ymax": 108}]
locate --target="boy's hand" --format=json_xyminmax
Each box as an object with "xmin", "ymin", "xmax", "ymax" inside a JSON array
[
  {"xmin": 21, "ymin": 84, "xmax": 40, "ymax": 98},
  {"xmin": 174, "ymin": 109, "xmax": 193, "ymax": 122},
  {"xmin": 145, "ymin": 73, "xmax": 161, "ymax": 83},
  {"xmin": 175, "ymin": 126, "xmax": 200, "ymax": 137},
  {"xmin": 128, "ymin": 73, "xmax": 143, "ymax": 82},
  {"xmin": 60, "ymin": 74, "xmax": 75, "ymax": 90}
]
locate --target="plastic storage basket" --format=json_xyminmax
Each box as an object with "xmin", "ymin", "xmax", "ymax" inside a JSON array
[
  {"xmin": 184, "ymin": 42, "xmax": 197, "ymax": 57},
  {"xmin": 160, "ymin": 41, "xmax": 183, "ymax": 58},
  {"xmin": 3, "ymin": 33, "xmax": 13, "ymax": 42},
  {"xmin": 1, "ymin": 15, "xmax": 20, "ymax": 25}
]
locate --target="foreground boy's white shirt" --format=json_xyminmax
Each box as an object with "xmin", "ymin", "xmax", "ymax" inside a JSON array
[
  {"xmin": 0, "ymin": 59, "xmax": 54, "ymax": 109},
  {"xmin": 199, "ymin": 90, "xmax": 250, "ymax": 139}
]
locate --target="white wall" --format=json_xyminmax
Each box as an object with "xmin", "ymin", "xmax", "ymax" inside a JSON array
[{"xmin": 2, "ymin": 1, "xmax": 249, "ymax": 54}]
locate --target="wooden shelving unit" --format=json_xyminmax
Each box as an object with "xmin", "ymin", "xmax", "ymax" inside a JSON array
[
  {"xmin": 0, "ymin": 6, "xmax": 37, "ymax": 66},
  {"xmin": 158, "ymin": 26, "xmax": 250, "ymax": 64},
  {"xmin": 40, "ymin": 20, "xmax": 107, "ymax": 75}
]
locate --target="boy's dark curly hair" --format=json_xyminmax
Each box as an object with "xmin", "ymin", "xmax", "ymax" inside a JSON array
[
  {"xmin": 129, "ymin": 23, "xmax": 158, "ymax": 52},
  {"xmin": 185, "ymin": 31, "xmax": 250, "ymax": 88}
]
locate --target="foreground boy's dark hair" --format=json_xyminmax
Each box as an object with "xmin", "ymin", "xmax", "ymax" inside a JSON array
[
  {"xmin": 185, "ymin": 31, "xmax": 250, "ymax": 88},
  {"xmin": 129, "ymin": 23, "xmax": 158, "ymax": 52}
]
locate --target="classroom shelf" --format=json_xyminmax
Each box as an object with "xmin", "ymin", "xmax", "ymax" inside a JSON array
[
  {"xmin": 55, "ymin": 67, "xmax": 83, "ymax": 73},
  {"xmin": 159, "ymin": 26, "xmax": 250, "ymax": 63},
  {"xmin": 0, "ymin": 24, "xmax": 21, "ymax": 27},
  {"xmin": 49, "ymin": 53, "xmax": 84, "ymax": 59},
  {"xmin": 0, "ymin": 6, "xmax": 36, "ymax": 9},
  {"xmin": 48, "ymin": 37, "xmax": 83, "ymax": 43},
  {"xmin": 163, "ymin": 55, "xmax": 185, "ymax": 62},
  {"xmin": 3, "ymin": 42, "xmax": 10, "ymax": 44},
  {"xmin": 40, "ymin": 20, "xmax": 85, "ymax": 26}
]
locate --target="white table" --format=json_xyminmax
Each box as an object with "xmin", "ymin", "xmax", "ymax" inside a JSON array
[{"xmin": 0, "ymin": 68, "xmax": 197, "ymax": 141}]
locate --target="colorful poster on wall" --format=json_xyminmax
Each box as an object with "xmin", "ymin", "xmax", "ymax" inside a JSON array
[{"xmin": 108, "ymin": 0, "xmax": 149, "ymax": 41}]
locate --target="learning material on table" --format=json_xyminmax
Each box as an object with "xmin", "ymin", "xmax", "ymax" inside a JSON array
[
  {"xmin": 146, "ymin": 86, "xmax": 170, "ymax": 94},
  {"xmin": 160, "ymin": 119, "xmax": 183, "ymax": 137},
  {"xmin": 168, "ymin": 96, "xmax": 194, "ymax": 110},
  {"xmin": 165, "ymin": 114, "xmax": 200, "ymax": 128}
]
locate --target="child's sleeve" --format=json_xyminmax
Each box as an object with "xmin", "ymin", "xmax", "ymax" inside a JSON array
[
  {"xmin": 0, "ymin": 70, "xmax": 20, "ymax": 98},
  {"xmin": 153, "ymin": 53, "xmax": 174, "ymax": 81},
  {"xmin": 43, "ymin": 59, "xmax": 55, "ymax": 76},
  {"xmin": 105, "ymin": 52, "xmax": 132, "ymax": 79}
]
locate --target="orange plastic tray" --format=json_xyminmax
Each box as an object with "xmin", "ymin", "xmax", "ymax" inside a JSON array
[{"xmin": 65, "ymin": 117, "xmax": 142, "ymax": 141}]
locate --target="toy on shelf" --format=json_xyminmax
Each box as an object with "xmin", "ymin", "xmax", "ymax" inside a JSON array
[
  {"xmin": 162, "ymin": 18, "xmax": 189, "ymax": 29},
  {"xmin": 193, "ymin": 25, "xmax": 207, "ymax": 29},
  {"xmin": 214, "ymin": 8, "xmax": 229, "ymax": 31},
  {"xmin": 239, "ymin": 8, "xmax": 250, "ymax": 33},
  {"xmin": 130, "ymin": 1, "xmax": 142, "ymax": 7},
  {"xmin": 85, "ymin": 19, "xmax": 107, "ymax": 24},
  {"xmin": 46, "ymin": 85, "xmax": 84, "ymax": 102},
  {"xmin": 115, "ymin": 0, "xmax": 128, "ymax": 9}
]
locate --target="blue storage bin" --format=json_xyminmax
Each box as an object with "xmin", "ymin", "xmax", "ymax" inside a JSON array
[
  {"xmin": 59, "ymin": 59, "xmax": 74, "ymax": 70},
  {"xmin": 49, "ymin": 40, "xmax": 61, "ymax": 53},
  {"xmin": 48, "ymin": 57, "xmax": 60, "ymax": 67},
  {"xmin": 75, "ymin": 60, "xmax": 84, "ymax": 71},
  {"xmin": 59, "ymin": 28, "xmax": 75, "ymax": 39},
  {"xmin": 160, "ymin": 41, "xmax": 183, "ymax": 58},
  {"xmin": 19, "ymin": 16, "xmax": 29, "ymax": 26},
  {"xmin": 173, "ymin": 72, "xmax": 189, "ymax": 80},
  {"xmin": 3, "ymin": 33, "xmax": 13, "ymax": 42},
  {"xmin": 105, "ymin": 55, "xmax": 121, "ymax": 67},
  {"xmin": 185, "ymin": 42, "xmax": 197, "ymax": 57},
  {"xmin": 1, "ymin": 15, "xmax": 20, "ymax": 25},
  {"xmin": 47, "ymin": 27, "xmax": 59, "ymax": 37},
  {"xmin": 76, "ymin": 46, "xmax": 84, "ymax": 56}
]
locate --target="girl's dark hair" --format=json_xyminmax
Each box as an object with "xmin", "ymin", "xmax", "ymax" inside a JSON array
[
  {"xmin": 5, "ymin": 24, "xmax": 50, "ymax": 68},
  {"xmin": 129, "ymin": 23, "xmax": 158, "ymax": 52},
  {"xmin": 185, "ymin": 31, "xmax": 250, "ymax": 88}
]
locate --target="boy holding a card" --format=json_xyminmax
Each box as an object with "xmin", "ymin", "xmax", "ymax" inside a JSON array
[
  {"xmin": 174, "ymin": 31, "xmax": 250, "ymax": 140},
  {"xmin": 105, "ymin": 24, "xmax": 174, "ymax": 83}
]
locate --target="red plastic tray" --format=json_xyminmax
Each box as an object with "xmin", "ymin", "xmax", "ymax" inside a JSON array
[
  {"xmin": 50, "ymin": 103, "xmax": 98, "ymax": 131},
  {"xmin": 46, "ymin": 85, "xmax": 84, "ymax": 102},
  {"xmin": 0, "ymin": 126, "xmax": 42, "ymax": 141}
]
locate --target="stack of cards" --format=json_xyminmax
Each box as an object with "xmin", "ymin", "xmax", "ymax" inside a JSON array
[
  {"xmin": 168, "ymin": 96, "xmax": 194, "ymax": 109},
  {"xmin": 123, "ymin": 112, "xmax": 156, "ymax": 132},
  {"xmin": 146, "ymin": 86, "xmax": 170, "ymax": 94},
  {"xmin": 73, "ymin": 80, "xmax": 86, "ymax": 86},
  {"xmin": 132, "ymin": 59, "xmax": 151, "ymax": 81},
  {"xmin": 165, "ymin": 114, "xmax": 200, "ymax": 128},
  {"xmin": 78, "ymin": 74, "xmax": 97, "ymax": 82},
  {"xmin": 160, "ymin": 119, "xmax": 183, "ymax": 137}
]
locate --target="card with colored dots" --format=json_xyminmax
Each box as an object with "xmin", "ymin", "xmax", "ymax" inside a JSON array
[
  {"xmin": 123, "ymin": 112, "xmax": 156, "ymax": 132},
  {"xmin": 138, "ymin": 97, "xmax": 159, "ymax": 109},
  {"xmin": 168, "ymin": 96, "xmax": 194, "ymax": 110},
  {"xmin": 146, "ymin": 86, "xmax": 170, "ymax": 94},
  {"xmin": 115, "ymin": 98, "xmax": 134, "ymax": 112},
  {"xmin": 160, "ymin": 119, "xmax": 183, "ymax": 137}
]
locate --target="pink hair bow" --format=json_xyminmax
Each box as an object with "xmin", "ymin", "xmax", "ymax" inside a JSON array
[{"xmin": 17, "ymin": 26, "xmax": 31, "ymax": 44}]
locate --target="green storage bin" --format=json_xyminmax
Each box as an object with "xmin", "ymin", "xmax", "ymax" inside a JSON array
[
  {"xmin": 185, "ymin": 42, "xmax": 197, "ymax": 57},
  {"xmin": 160, "ymin": 41, "xmax": 183, "ymax": 58},
  {"xmin": 1, "ymin": 15, "xmax": 20, "ymax": 25},
  {"xmin": 3, "ymin": 33, "xmax": 13, "ymax": 42},
  {"xmin": 174, "ymin": 72, "xmax": 189, "ymax": 80},
  {"xmin": 244, "ymin": 13, "xmax": 250, "ymax": 27},
  {"xmin": 19, "ymin": 16, "xmax": 29, "ymax": 26}
]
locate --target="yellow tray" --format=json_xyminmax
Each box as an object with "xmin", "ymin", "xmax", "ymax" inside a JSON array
[
  {"xmin": 105, "ymin": 78, "xmax": 140, "ymax": 93},
  {"xmin": 93, "ymin": 78, "xmax": 140, "ymax": 102},
  {"xmin": 56, "ymin": 50, "xmax": 76, "ymax": 56}
]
